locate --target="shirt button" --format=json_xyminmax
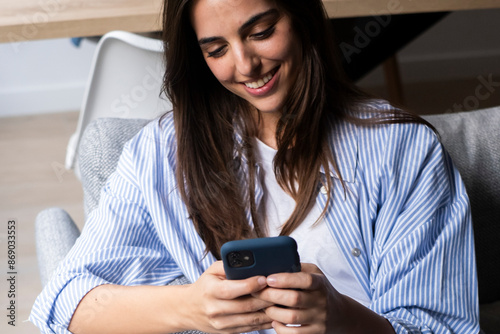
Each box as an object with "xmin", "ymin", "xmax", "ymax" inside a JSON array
[
  {"xmin": 351, "ymin": 248, "xmax": 361, "ymax": 257},
  {"xmin": 320, "ymin": 186, "xmax": 328, "ymax": 194}
]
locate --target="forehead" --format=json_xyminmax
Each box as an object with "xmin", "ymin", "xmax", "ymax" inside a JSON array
[{"xmin": 190, "ymin": 0, "xmax": 276, "ymax": 36}]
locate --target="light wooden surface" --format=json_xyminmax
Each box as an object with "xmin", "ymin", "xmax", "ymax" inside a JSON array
[
  {"xmin": 0, "ymin": 0, "xmax": 163, "ymax": 44},
  {"xmin": 1, "ymin": 0, "xmax": 500, "ymax": 43},
  {"xmin": 0, "ymin": 111, "xmax": 84, "ymax": 334}
]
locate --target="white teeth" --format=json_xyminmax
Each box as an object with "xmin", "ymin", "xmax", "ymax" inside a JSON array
[{"xmin": 245, "ymin": 72, "xmax": 273, "ymax": 89}]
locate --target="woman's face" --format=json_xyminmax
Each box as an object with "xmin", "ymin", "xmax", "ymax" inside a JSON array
[{"xmin": 190, "ymin": 0, "xmax": 302, "ymax": 114}]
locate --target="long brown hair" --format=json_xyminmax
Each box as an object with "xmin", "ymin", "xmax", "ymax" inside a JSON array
[{"xmin": 161, "ymin": 0, "xmax": 429, "ymax": 259}]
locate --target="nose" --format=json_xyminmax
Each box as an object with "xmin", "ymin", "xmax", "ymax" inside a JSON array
[{"xmin": 232, "ymin": 44, "xmax": 260, "ymax": 77}]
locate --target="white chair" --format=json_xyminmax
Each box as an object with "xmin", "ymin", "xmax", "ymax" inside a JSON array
[{"xmin": 65, "ymin": 31, "xmax": 172, "ymax": 178}]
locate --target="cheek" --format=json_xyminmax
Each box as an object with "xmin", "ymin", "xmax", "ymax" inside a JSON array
[
  {"xmin": 206, "ymin": 60, "xmax": 234, "ymax": 84},
  {"xmin": 263, "ymin": 31, "xmax": 300, "ymax": 62}
]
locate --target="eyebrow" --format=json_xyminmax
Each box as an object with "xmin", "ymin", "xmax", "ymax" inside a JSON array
[
  {"xmin": 238, "ymin": 8, "xmax": 279, "ymax": 34},
  {"xmin": 198, "ymin": 8, "xmax": 279, "ymax": 46}
]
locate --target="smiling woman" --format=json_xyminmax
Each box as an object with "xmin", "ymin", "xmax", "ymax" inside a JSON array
[
  {"xmin": 29, "ymin": 0, "xmax": 480, "ymax": 333},
  {"xmin": 191, "ymin": 4, "xmax": 301, "ymax": 118}
]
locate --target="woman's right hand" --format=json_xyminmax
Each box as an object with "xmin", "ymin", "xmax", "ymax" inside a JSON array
[{"xmin": 179, "ymin": 261, "xmax": 273, "ymax": 333}]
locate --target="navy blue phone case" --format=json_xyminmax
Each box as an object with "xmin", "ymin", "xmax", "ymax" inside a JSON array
[{"xmin": 221, "ymin": 236, "xmax": 301, "ymax": 280}]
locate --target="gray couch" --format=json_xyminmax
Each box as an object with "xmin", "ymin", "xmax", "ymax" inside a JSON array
[{"xmin": 36, "ymin": 107, "xmax": 500, "ymax": 333}]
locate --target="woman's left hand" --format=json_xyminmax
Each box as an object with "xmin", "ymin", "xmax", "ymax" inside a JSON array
[
  {"xmin": 252, "ymin": 263, "xmax": 342, "ymax": 333},
  {"xmin": 253, "ymin": 263, "xmax": 396, "ymax": 334}
]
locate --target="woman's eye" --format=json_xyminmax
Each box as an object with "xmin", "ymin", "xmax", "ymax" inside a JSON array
[
  {"xmin": 251, "ymin": 26, "xmax": 275, "ymax": 40},
  {"xmin": 207, "ymin": 46, "xmax": 227, "ymax": 58}
]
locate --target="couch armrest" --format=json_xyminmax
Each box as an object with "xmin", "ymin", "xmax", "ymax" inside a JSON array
[{"xmin": 35, "ymin": 208, "xmax": 80, "ymax": 286}]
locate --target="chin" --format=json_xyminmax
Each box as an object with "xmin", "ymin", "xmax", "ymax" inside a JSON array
[{"xmin": 252, "ymin": 99, "xmax": 286, "ymax": 114}]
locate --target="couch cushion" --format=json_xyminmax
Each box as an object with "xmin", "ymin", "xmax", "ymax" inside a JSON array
[{"xmin": 423, "ymin": 106, "xmax": 500, "ymax": 305}]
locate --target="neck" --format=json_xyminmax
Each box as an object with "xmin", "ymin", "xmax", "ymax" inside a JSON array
[{"xmin": 254, "ymin": 109, "xmax": 281, "ymax": 149}]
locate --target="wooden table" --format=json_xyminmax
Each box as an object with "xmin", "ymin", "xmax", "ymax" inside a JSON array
[{"xmin": 1, "ymin": 0, "xmax": 500, "ymax": 43}]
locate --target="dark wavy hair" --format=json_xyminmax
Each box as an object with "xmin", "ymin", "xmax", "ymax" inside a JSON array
[{"xmin": 161, "ymin": 0, "xmax": 428, "ymax": 258}]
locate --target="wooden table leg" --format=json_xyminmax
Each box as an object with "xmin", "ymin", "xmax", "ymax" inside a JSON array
[{"xmin": 383, "ymin": 54, "xmax": 405, "ymax": 106}]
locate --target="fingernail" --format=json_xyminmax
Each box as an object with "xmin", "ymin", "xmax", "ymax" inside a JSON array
[
  {"xmin": 267, "ymin": 276, "xmax": 277, "ymax": 285},
  {"xmin": 258, "ymin": 276, "xmax": 267, "ymax": 285}
]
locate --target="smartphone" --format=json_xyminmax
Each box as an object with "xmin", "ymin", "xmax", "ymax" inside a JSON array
[{"xmin": 221, "ymin": 236, "xmax": 301, "ymax": 280}]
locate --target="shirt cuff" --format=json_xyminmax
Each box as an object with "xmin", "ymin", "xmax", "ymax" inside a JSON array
[{"xmin": 30, "ymin": 274, "xmax": 111, "ymax": 333}]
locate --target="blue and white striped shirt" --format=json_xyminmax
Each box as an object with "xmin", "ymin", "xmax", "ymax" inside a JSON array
[{"xmin": 30, "ymin": 102, "xmax": 479, "ymax": 333}]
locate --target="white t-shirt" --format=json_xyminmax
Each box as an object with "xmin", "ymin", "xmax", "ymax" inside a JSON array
[{"xmin": 254, "ymin": 138, "xmax": 370, "ymax": 334}]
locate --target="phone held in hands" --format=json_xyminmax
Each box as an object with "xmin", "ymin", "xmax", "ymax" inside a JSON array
[{"xmin": 221, "ymin": 236, "xmax": 301, "ymax": 280}]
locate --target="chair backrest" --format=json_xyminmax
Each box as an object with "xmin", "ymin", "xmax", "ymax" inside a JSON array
[
  {"xmin": 423, "ymin": 106, "xmax": 500, "ymax": 305},
  {"xmin": 78, "ymin": 118, "xmax": 150, "ymax": 217},
  {"xmin": 65, "ymin": 31, "xmax": 172, "ymax": 175}
]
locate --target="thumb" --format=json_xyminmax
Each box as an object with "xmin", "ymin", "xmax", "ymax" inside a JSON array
[{"xmin": 205, "ymin": 261, "xmax": 226, "ymax": 277}]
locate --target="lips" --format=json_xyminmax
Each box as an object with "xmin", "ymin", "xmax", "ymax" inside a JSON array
[
  {"xmin": 244, "ymin": 71, "xmax": 274, "ymax": 89},
  {"xmin": 241, "ymin": 67, "xmax": 279, "ymax": 96}
]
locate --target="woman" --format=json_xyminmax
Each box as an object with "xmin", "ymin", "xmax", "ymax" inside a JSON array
[{"xmin": 30, "ymin": 0, "xmax": 479, "ymax": 333}]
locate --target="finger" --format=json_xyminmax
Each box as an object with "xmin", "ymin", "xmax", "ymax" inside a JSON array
[
  {"xmin": 230, "ymin": 322, "xmax": 273, "ymax": 334},
  {"xmin": 213, "ymin": 275, "xmax": 268, "ymax": 300},
  {"xmin": 265, "ymin": 305, "xmax": 323, "ymax": 326},
  {"xmin": 205, "ymin": 262, "xmax": 268, "ymax": 299},
  {"xmin": 205, "ymin": 261, "xmax": 226, "ymax": 276},
  {"xmin": 254, "ymin": 287, "xmax": 321, "ymax": 309},
  {"xmin": 222, "ymin": 322, "xmax": 273, "ymax": 334},
  {"xmin": 272, "ymin": 321, "xmax": 320, "ymax": 334},
  {"xmin": 209, "ymin": 294, "xmax": 274, "ymax": 316},
  {"xmin": 266, "ymin": 271, "xmax": 323, "ymax": 291},
  {"xmin": 206, "ymin": 311, "xmax": 273, "ymax": 333}
]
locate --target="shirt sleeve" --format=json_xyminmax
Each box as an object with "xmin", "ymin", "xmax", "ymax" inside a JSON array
[
  {"xmin": 29, "ymin": 131, "xmax": 182, "ymax": 333},
  {"xmin": 369, "ymin": 123, "xmax": 480, "ymax": 333}
]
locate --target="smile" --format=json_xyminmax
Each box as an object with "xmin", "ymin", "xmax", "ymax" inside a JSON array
[{"xmin": 243, "ymin": 68, "xmax": 278, "ymax": 89}]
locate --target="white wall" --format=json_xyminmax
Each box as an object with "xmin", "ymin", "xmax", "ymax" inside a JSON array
[
  {"xmin": 0, "ymin": 38, "xmax": 97, "ymax": 118},
  {"xmin": 0, "ymin": 8, "xmax": 499, "ymax": 118}
]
